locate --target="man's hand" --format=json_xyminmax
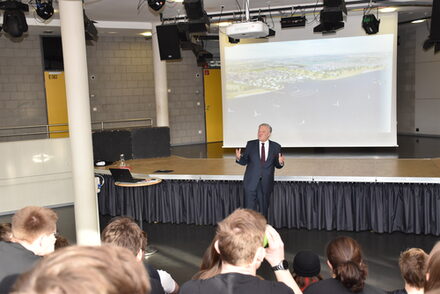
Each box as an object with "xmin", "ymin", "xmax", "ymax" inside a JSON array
[
  {"xmin": 235, "ymin": 148, "xmax": 242, "ymax": 161},
  {"xmin": 264, "ymin": 225, "xmax": 285, "ymax": 267},
  {"xmin": 278, "ymin": 153, "xmax": 285, "ymax": 166}
]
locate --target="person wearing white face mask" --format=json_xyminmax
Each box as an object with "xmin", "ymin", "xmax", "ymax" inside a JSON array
[{"xmin": 0, "ymin": 206, "xmax": 58, "ymax": 293}]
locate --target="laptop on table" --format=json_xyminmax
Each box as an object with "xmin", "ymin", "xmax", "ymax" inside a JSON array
[{"xmin": 109, "ymin": 168, "xmax": 149, "ymax": 183}]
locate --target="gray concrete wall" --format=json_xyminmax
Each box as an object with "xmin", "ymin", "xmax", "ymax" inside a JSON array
[
  {"xmin": 0, "ymin": 34, "xmax": 206, "ymax": 145},
  {"xmin": 397, "ymin": 22, "xmax": 440, "ymax": 136},
  {"xmin": 397, "ymin": 24, "xmax": 417, "ymax": 134},
  {"xmin": 0, "ymin": 35, "xmax": 47, "ymax": 142},
  {"xmin": 167, "ymin": 50, "xmax": 206, "ymax": 145}
]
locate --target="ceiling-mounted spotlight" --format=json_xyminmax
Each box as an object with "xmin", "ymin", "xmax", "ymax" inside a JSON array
[
  {"xmin": 191, "ymin": 43, "xmax": 212, "ymax": 67},
  {"xmin": 362, "ymin": 14, "xmax": 380, "ymax": 34},
  {"xmin": 83, "ymin": 10, "xmax": 98, "ymax": 41},
  {"xmin": 35, "ymin": 0, "xmax": 53, "ymax": 20},
  {"xmin": 313, "ymin": 0, "xmax": 347, "ymax": 34},
  {"xmin": 183, "ymin": 0, "xmax": 209, "ymax": 32},
  {"xmin": 0, "ymin": 0, "xmax": 29, "ymax": 38},
  {"xmin": 147, "ymin": 0, "xmax": 165, "ymax": 11},
  {"xmin": 362, "ymin": 7, "xmax": 380, "ymax": 35},
  {"xmin": 423, "ymin": 0, "xmax": 440, "ymax": 53}
]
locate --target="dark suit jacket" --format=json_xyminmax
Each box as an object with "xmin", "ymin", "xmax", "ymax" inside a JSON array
[{"xmin": 236, "ymin": 139, "xmax": 283, "ymax": 194}]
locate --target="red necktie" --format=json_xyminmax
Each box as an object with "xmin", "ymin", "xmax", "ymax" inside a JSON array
[{"xmin": 261, "ymin": 143, "xmax": 266, "ymax": 164}]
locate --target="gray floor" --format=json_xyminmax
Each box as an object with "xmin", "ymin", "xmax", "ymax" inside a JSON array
[{"xmin": 139, "ymin": 222, "xmax": 438, "ymax": 291}]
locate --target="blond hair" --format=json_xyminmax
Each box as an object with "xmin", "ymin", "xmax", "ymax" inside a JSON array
[
  {"xmin": 399, "ymin": 248, "xmax": 428, "ymax": 289},
  {"xmin": 216, "ymin": 209, "xmax": 267, "ymax": 266},
  {"xmin": 101, "ymin": 217, "xmax": 143, "ymax": 256},
  {"xmin": 12, "ymin": 206, "xmax": 58, "ymax": 243},
  {"xmin": 12, "ymin": 245, "xmax": 150, "ymax": 294}
]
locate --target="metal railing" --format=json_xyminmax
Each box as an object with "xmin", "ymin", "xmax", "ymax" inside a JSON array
[{"xmin": 0, "ymin": 118, "xmax": 154, "ymax": 138}]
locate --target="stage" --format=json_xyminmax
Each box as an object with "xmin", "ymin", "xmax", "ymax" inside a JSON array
[
  {"xmin": 97, "ymin": 155, "xmax": 440, "ymax": 183},
  {"xmin": 96, "ymin": 154, "xmax": 440, "ymax": 235}
]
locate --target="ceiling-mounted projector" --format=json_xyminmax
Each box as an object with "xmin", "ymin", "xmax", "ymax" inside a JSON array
[{"xmin": 226, "ymin": 21, "xmax": 269, "ymax": 39}]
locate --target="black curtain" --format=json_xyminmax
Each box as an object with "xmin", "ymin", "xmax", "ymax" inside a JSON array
[{"xmin": 98, "ymin": 175, "xmax": 440, "ymax": 235}]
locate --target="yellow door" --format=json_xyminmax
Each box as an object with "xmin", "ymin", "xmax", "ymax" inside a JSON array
[
  {"xmin": 203, "ymin": 68, "xmax": 223, "ymax": 143},
  {"xmin": 44, "ymin": 71, "xmax": 69, "ymax": 138}
]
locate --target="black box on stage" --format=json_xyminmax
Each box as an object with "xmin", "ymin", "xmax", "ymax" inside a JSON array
[
  {"xmin": 131, "ymin": 127, "xmax": 170, "ymax": 159},
  {"xmin": 92, "ymin": 127, "xmax": 170, "ymax": 162},
  {"xmin": 92, "ymin": 130, "xmax": 132, "ymax": 162}
]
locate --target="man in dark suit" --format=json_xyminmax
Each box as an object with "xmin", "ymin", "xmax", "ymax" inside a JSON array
[{"xmin": 236, "ymin": 123, "xmax": 284, "ymax": 217}]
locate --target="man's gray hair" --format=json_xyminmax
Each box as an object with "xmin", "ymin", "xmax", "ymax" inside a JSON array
[{"xmin": 259, "ymin": 123, "xmax": 272, "ymax": 133}]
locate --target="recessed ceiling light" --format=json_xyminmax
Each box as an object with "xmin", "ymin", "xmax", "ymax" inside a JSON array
[
  {"xmin": 217, "ymin": 21, "xmax": 232, "ymax": 27},
  {"xmin": 411, "ymin": 19, "xmax": 426, "ymax": 24},
  {"xmin": 54, "ymin": 9, "xmax": 59, "ymax": 13},
  {"xmin": 169, "ymin": 0, "xmax": 184, "ymax": 2},
  {"xmin": 379, "ymin": 7, "xmax": 397, "ymax": 13},
  {"xmin": 140, "ymin": 31, "xmax": 152, "ymax": 37}
]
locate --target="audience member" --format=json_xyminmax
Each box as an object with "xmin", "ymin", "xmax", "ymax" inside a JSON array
[
  {"xmin": 292, "ymin": 250, "xmax": 323, "ymax": 291},
  {"xmin": 389, "ymin": 248, "xmax": 427, "ymax": 294},
  {"xmin": 305, "ymin": 236, "xmax": 385, "ymax": 294},
  {"xmin": 54, "ymin": 234, "xmax": 70, "ymax": 250},
  {"xmin": 11, "ymin": 245, "xmax": 150, "ymax": 294},
  {"xmin": 0, "ymin": 223, "xmax": 12, "ymax": 242},
  {"xmin": 428, "ymin": 242, "xmax": 440, "ymax": 261},
  {"xmin": 101, "ymin": 217, "xmax": 179, "ymax": 294},
  {"xmin": 0, "ymin": 206, "xmax": 58, "ymax": 293},
  {"xmin": 180, "ymin": 208, "xmax": 301, "ymax": 294},
  {"xmin": 192, "ymin": 235, "xmax": 221, "ymax": 280},
  {"xmin": 425, "ymin": 251, "xmax": 440, "ymax": 293}
]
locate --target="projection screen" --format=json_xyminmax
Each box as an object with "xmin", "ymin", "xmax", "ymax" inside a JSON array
[{"xmin": 220, "ymin": 14, "xmax": 397, "ymax": 148}]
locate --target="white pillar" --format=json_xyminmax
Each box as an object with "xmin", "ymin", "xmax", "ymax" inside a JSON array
[
  {"xmin": 59, "ymin": 0, "xmax": 100, "ymax": 245},
  {"xmin": 152, "ymin": 24, "xmax": 170, "ymax": 127}
]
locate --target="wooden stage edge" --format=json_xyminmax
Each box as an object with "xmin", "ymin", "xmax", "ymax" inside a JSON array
[{"xmin": 95, "ymin": 156, "xmax": 440, "ymax": 184}]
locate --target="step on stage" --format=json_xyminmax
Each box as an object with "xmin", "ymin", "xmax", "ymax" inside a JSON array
[{"xmin": 96, "ymin": 156, "xmax": 440, "ymax": 235}]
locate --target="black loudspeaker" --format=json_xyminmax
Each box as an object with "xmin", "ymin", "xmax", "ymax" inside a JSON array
[
  {"xmin": 156, "ymin": 24, "xmax": 181, "ymax": 60},
  {"xmin": 42, "ymin": 36, "xmax": 64, "ymax": 70}
]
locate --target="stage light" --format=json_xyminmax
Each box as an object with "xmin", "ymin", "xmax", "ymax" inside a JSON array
[
  {"xmin": 423, "ymin": 0, "xmax": 440, "ymax": 53},
  {"xmin": 83, "ymin": 10, "xmax": 98, "ymax": 41},
  {"xmin": 362, "ymin": 14, "xmax": 380, "ymax": 34},
  {"xmin": 184, "ymin": 0, "xmax": 209, "ymax": 32},
  {"xmin": 147, "ymin": 0, "xmax": 165, "ymax": 11},
  {"xmin": 35, "ymin": 0, "xmax": 54, "ymax": 20},
  {"xmin": 0, "ymin": 0, "xmax": 29, "ymax": 38},
  {"xmin": 191, "ymin": 42, "xmax": 212, "ymax": 67},
  {"xmin": 313, "ymin": 0, "xmax": 347, "ymax": 34}
]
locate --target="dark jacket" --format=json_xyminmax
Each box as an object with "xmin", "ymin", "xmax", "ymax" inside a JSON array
[
  {"xmin": 0, "ymin": 241, "xmax": 41, "ymax": 294},
  {"xmin": 236, "ymin": 139, "xmax": 283, "ymax": 194}
]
